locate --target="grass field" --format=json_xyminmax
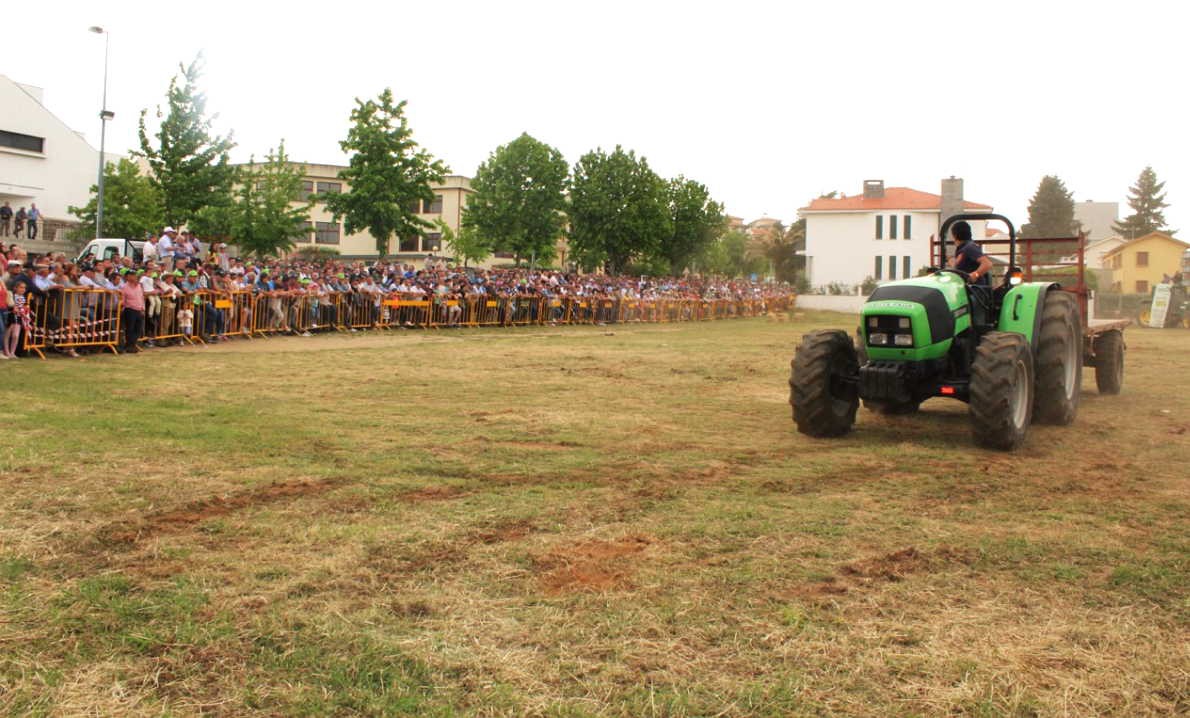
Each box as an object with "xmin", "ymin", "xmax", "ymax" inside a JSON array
[{"xmin": 1, "ymin": 313, "xmax": 1187, "ymax": 716}]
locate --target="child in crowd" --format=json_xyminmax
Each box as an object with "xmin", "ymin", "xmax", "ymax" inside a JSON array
[{"xmin": 178, "ymin": 305, "xmax": 194, "ymax": 339}]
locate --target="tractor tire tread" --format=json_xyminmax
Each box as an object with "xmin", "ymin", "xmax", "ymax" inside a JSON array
[
  {"xmin": 1034, "ymin": 291, "xmax": 1082, "ymax": 425},
  {"xmin": 969, "ymin": 331, "xmax": 1034, "ymax": 451},
  {"xmin": 790, "ymin": 329, "xmax": 859, "ymax": 437}
]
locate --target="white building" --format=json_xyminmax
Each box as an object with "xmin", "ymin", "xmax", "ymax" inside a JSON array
[
  {"xmin": 1, "ymin": 75, "xmax": 100, "ymax": 248},
  {"xmin": 799, "ymin": 179, "xmax": 992, "ymax": 289}
]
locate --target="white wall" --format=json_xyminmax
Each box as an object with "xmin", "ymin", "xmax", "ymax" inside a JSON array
[
  {"xmin": 797, "ymin": 294, "xmax": 868, "ymax": 313},
  {"xmin": 804, "ymin": 210, "xmax": 987, "ymax": 289},
  {"xmin": 0, "ymin": 76, "xmax": 100, "ymax": 225}
]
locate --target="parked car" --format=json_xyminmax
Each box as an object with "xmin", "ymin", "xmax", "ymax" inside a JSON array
[{"xmin": 75, "ymin": 238, "xmax": 145, "ymax": 265}]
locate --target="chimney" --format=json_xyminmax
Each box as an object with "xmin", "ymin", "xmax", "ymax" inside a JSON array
[
  {"xmin": 940, "ymin": 176, "xmax": 964, "ymax": 223},
  {"xmin": 863, "ymin": 179, "xmax": 885, "ymax": 199}
]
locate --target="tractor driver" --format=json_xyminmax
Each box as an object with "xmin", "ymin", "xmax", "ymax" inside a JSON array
[
  {"xmin": 948, "ymin": 221, "xmax": 994, "ymax": 285},
  {"xmin": 949, "ymin": 220, "xmax": 995, "ymax": 327}
]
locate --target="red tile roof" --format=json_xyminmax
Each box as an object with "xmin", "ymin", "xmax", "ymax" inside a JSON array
[{"xmin": 800, "ymin": 187, "xmax": 992, "ymax": 212}]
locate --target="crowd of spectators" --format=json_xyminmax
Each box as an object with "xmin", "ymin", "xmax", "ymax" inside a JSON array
[{"xmin": 0, "ymin": 229, "xmax": 794, "ymax": 359}]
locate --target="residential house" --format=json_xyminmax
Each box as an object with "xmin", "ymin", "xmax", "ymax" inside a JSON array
[
  {"xmin": 799, "ymin": 178, "xmax": 992, "ymax": 289},
  {"xmin": 1100, "ymin": 231, "xmax": 1190, "ymax": 294},
  {"xmin": 0, "ymin": 75, "xmax": 100, "ymax": 250}
]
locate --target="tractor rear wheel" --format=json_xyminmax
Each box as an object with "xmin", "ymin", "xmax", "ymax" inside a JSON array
[
  {"xmin": 1093, "ymin": 330, "xmax": 1124, "ymax": 394},
  {"xmin": 790, "ymin": 330, "xmax": 859, "ymax": 437},
  {"xmin": 969, "ymin": 331, "xmax": 1035, "ymax": 451},
  {"xmin": 1033, "ymin": 291, "xmax": 1082, "ymax": 425}
]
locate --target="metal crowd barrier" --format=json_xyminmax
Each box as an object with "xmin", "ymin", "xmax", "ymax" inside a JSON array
[{"xmin": 16, "ymin": 288, "xmax": 798, "ymax": 358}]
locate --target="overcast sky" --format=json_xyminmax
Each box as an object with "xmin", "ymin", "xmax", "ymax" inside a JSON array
[{"xmin": 6, "ymin": 0, "xmax": 1186, "ymax": 232}]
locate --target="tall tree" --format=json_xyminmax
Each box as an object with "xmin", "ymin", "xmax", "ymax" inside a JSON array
[
  {"xmin": 1114, "ymin": 166, "xmax": 1172, "ymax": 238},
  {"xmin": 317, "ymin": 88, "xmax": 448, "ymax": 258},
  {"xmin": 70, "ymin": 158, "xmax": 165, "ymax": 241},
  {"xmin": 661, "ymin": 177, "xmax": 724, "ymax": 273},
  {"xmin": 464, "ymin": 133, "xmax": 569, "ymax": 265},
  {"xmin": 696, "ymin": 229, "xmax": 766, "ymax": 277},
  {"xmin": 136, "ymin": 55, "xmax": 236, "ymax": 227},
  {"xmin": 218, "ymin": 142, "xmax": 310, "ymax": 258},
  {"xmin": 437, "ymin": 219, "xmax": 491, "ymax": 267},
  {"xmin": 1021, "ymin": 175, "xmax": 1079, "ymax": 238},
  {"xmin": 568, "ymin": 146, "xmax": 670, "ymax": 274}
]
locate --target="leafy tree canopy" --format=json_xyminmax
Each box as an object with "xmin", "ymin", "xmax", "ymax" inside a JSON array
[
  {"xmin": 318, "ymin": 88, "xmax": 448, "ymax": 258},
  {"xmin": 568, "ymin": 146, "xmax": 670, "ymax": 274},
  {"xmin": 135, "ymin": 55, "xmax": 236, "ymax": 227},
  {"xmin": 464, "ymin": 133, "xmax": 569, "ymax": 265},
  {"xmin": 70, "ymin": 158, "xmax": 165, "ymax": 241},
  {"xmin": 661, "ymin": 177, "xmax": 724, "ymax": 273}
]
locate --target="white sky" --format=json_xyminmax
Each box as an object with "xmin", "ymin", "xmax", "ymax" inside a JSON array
[{"xmin": 5, "ymin": 0, "xmax": 1187, "ymax": 231}]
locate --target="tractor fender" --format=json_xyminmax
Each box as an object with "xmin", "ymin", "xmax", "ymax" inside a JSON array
[{"xmin": 997, "ymin": 282, "xmax": 1058, "ymax": 349}]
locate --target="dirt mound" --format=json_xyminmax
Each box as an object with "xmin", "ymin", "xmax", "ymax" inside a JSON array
[{"xmin": 537, "ymin": 534, "xmax": 654, "ymax": 594}]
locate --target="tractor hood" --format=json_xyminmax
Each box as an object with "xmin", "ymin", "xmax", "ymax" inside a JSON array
[{"xmin": 861, "ymin": 274, "xmax": 972, "ymax": 360}]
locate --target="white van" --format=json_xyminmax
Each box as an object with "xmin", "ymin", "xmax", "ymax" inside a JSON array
[{"xmin": 76, "ymin": 238, "xmax": 146, "ymax": 265}]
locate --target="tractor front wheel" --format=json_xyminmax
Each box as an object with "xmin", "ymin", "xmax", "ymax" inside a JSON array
[
  {"xmin": 1093, "ymin": 330, "xmax": 1124, "ymax": 395},
  {"xmin": 791, "ymin": 330, "xmax": 859, "ymax": 437},
  {"xmin": 1034, "ymin": 291, "xmax": 1082, "ymax": 425},
  {"xmin": 969, "ymin": 331, "xmax": 1035, "ymax": 451}
]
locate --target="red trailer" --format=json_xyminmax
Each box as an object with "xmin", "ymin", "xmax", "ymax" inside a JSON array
[{"xmin": 930, "ymin": 231, "xmax": 1128, "ymax": 393}]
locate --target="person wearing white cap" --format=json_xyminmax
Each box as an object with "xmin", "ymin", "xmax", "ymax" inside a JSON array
[{"xmin": 158, "ymin": 227, "xmax": 177, "ymax": 271}]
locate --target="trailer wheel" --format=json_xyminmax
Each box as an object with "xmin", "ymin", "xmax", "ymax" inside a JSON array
[
  {"xmin": 1093, "ymin": 330, "xmax": 1124, "ymax": 395},
  {"xmin": 1033, "ymin": 291, "xmax": 1082, "ymax": 425},
  {"xmin": 969, "ymin": 332, "xmax": 1034, "ymax": 451},
  {"xmin": 790, "ymin": 330, "xmax": 859, "ymax": 437}
]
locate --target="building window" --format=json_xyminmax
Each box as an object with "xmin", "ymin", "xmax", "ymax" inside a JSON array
[
  {"xmin": 303, "ymin": 221, "xmax": 315, "ymax": 243},
  {"xmin": 315, "ymin": 181, "xmax": 342, "ymax": 194},
  {"xmin": 875, "ymin": 215, "xmax": 883, "ymax": 240},
  {"xmin": 0, "ymin": 130, "xmax": 45, "ymax": 153},
  {"xmin": 902, "ymin": 256, "xmax": 911, "ymax": 278},
  {"xmin": 296, "ymin": 181, "xmax": 314, "ymax": 201},
  {"xmin": 890, "ymin": 215, "xmax": 898, "ymax": 240},
  {"xmin": 903, "ymin": 215, "xmax": 912, "ymax": 239},
  {"xmin": 1135, "ymin": 280, "xmax": 1149, "ymax": 293},
  {"xmin": 874, "ymin": 255, "xmax": 883, "ymax": 280},
  {"xmin": 407, "ymin": 200, "xmax": 422, "ymax": 214},
  {"xmin": 422, "ymin": 232, "xmax": 442, "ymax": 252},
  {"xmin": 425, "ymin": 194, "xmax": 444, "ymax": 214},
  {"xmin": 888, "ymin": 255, "xmax": 897, "ymax": 280},
  {"xmin": 314, "ymin": 221, "xmax": 340, "ymax": 245},
  {"xmin": 1135, "ymin": 251, "xmax": 1149, "ymax": 267},
  {"xmin": 399, "ymin": 236, "xmax": 419, "ymax": 252}
]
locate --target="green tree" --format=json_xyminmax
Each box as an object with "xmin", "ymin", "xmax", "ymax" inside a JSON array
[
  {"xmin": 1021, "ymin": 175, "xmax": 1079, "ymax": 238},
  {"xmin": 1114, "ymin": 166, "xmax": 1173, "ymax": 238},
  {"xmin": 694, "ymin": 229, "xmax": 765, "ymax": 277},
  {"xmin": 69, "ymin": 158, "xmax": 165, "ymax": 240},
  {"xmin": 317, "ymin": 88, "xmax": 448, "ymax": 258},
  {"xmin": 662, "ymin": 177, "xmax": 724, "ymax": 273},
  {"xmin": 464, "ymin": 133, "xmax": 569, "ymax": 265},
  {"xmin": 136, "ymin": 55, "xmax": 236, "ymax": 227},
  {"xmin": 568, "ymin": 146, "xmax": 670, "ymax": 273},
  {"xmin": 436, "ymin": 219, "xmax": 491, "ymax": 267},
  {"xmin": 221, "ymin": 142, "xmax": 310, "ymax": 258},
  {"xmin": 747, "ymin": 222, "xmax": 803, "ymax": 282}
]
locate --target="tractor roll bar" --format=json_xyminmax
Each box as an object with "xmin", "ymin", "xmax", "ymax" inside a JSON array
[{"xmin": 939, "ymin": 213, "xmax": 1016, "ymax": 272}]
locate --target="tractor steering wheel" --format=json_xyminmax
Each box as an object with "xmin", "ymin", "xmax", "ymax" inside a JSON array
[{"xmin": 936, "ymin": 268, "xmax": 972, "ymax": 283}]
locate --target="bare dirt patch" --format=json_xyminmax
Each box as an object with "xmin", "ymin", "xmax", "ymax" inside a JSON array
[
  {"xmin": 96, "ymin": 478, "xmax": 343, "ymax": 547},
  {"xmin": 536, "ymin": 534, "xmax": 655, "ymax": 594}
]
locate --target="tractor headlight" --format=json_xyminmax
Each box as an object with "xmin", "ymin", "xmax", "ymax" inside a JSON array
[
  {"xmin": 898, "ymin": 317, "xmax": 911, "ymax": 330},
  {"xmin": 868, "ymin": 316, "xmax": 878, "ymax": 328},
  {"xmin": 869, "ymin": 332, "xmax": 888, "ymax": 345},
  {"xmin": 894, "ymin": 334, "xmax": 914, "ymax": 347}
]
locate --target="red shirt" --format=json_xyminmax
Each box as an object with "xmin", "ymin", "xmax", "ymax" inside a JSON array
[{"xmin": 119, "ymin": 281, "xmax": 145, "ymax": 312}]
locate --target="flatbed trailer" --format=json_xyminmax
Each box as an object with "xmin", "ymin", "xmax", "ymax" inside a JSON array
[{"xmin": 930, "ymin": 231, "xmax": 1128, "ymax": 393}]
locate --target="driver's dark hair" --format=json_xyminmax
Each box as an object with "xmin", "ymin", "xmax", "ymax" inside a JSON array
[{"xmin": 951, "ymin": 220, "xmax": 972, "ymax": 243}]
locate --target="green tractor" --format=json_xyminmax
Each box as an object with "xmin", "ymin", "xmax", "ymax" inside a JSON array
[{"xmin": 790, "ymin": 213, "xmax": 1096, "ymax": 451}]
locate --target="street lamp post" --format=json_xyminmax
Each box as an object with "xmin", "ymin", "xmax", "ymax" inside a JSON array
[{"xmin": 89, "ymin": 26, "xmax": 113, "ymax": 239}]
